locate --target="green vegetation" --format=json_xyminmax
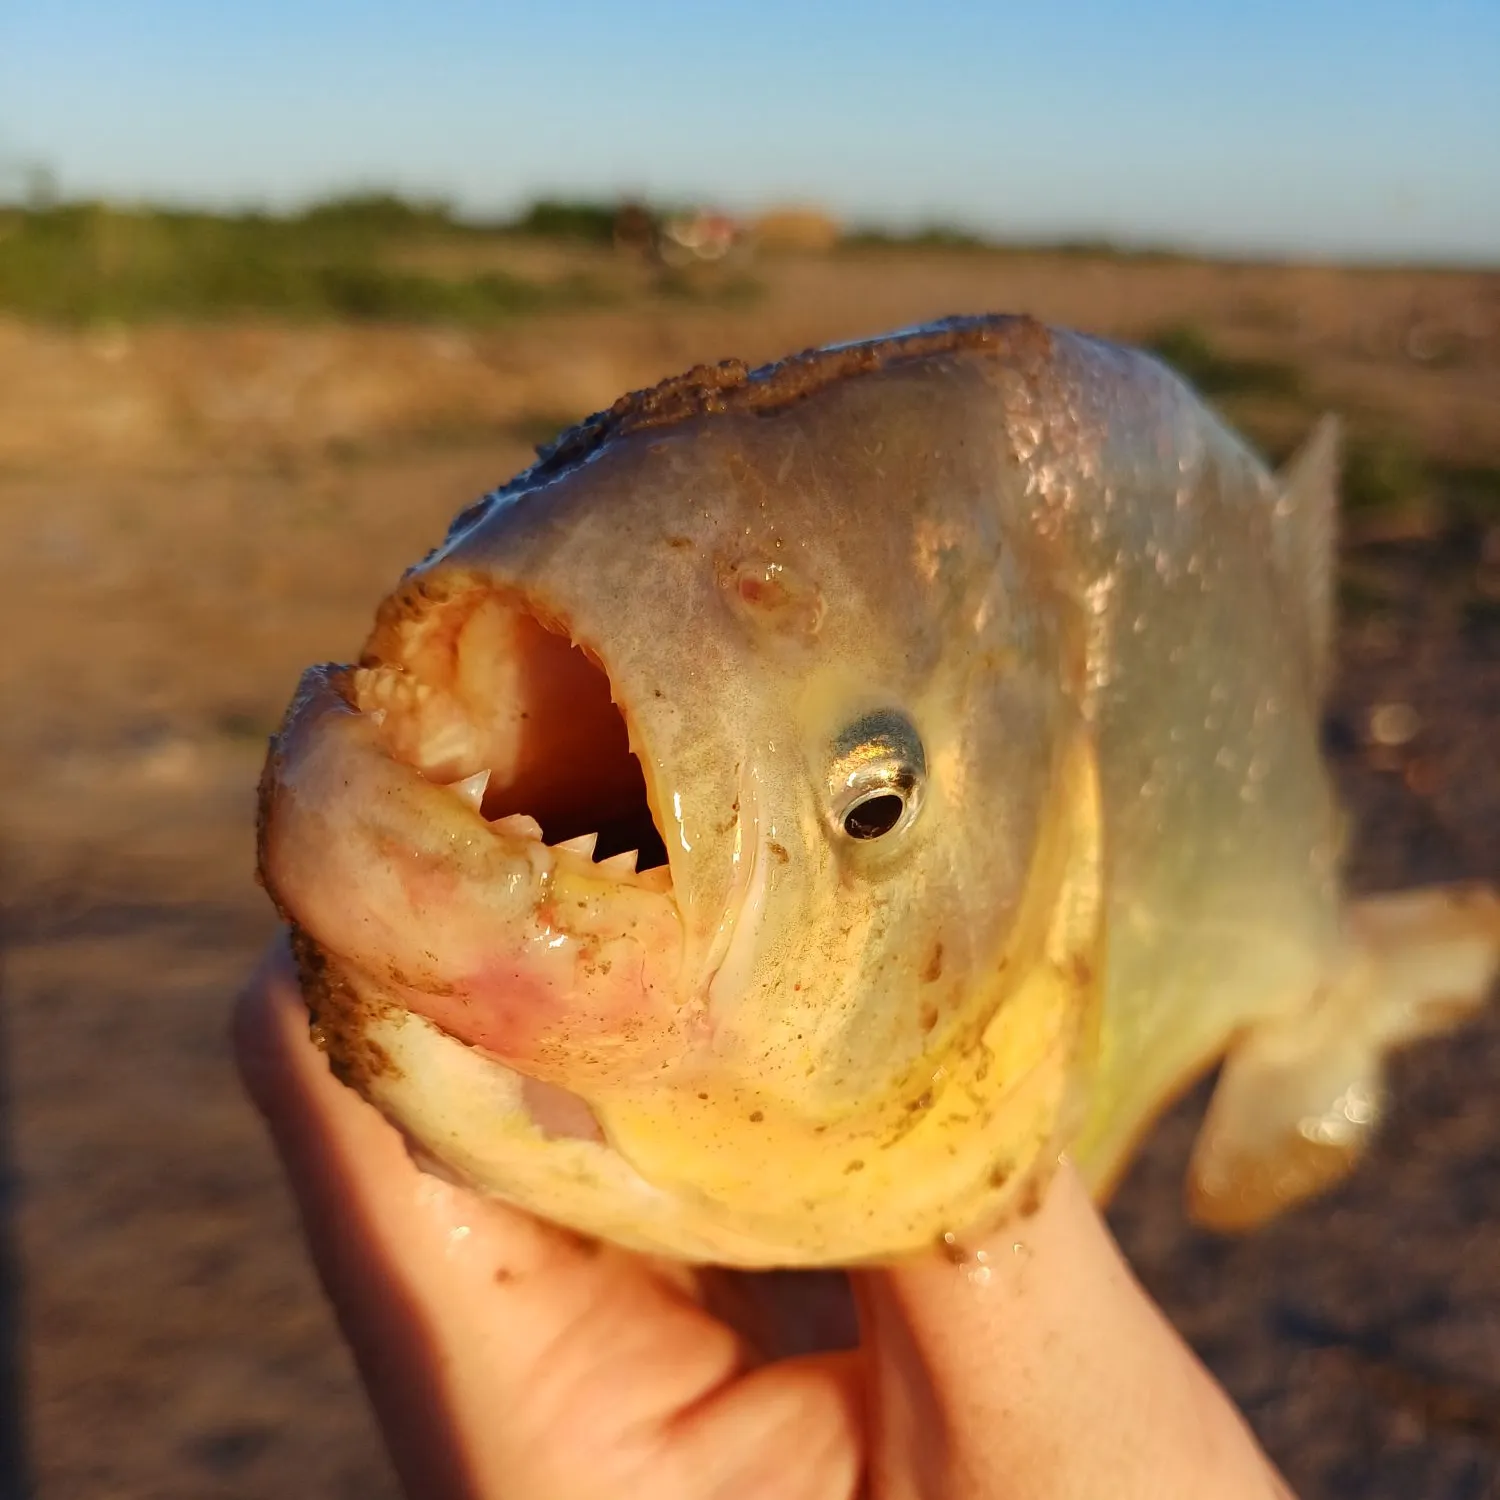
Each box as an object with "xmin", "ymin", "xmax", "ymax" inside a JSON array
[
  {"xmin": 509, "ymin": 199, "xmax": 622, "ymax": 244},
  {"xmin": 294, "ymin": 191, "xmax": 462, "ymax": 235},
  {"xmin": 1145, "ymin": 322, "xmax": 1302, "ymax": 400},
  {"xmin": 1337, "ymin": 560, "xmax": 1406, "ymax": 619},
  {"xmin": 0, "ymin": 195, "xmax": 614, "ymax": 324},
  {"xmin": 1141, "ymin": 322, "xmax": 1500, "ymax": 542},
  {"xmin": 3, "ymin": 189, "xmax": 1491, "ymax": 327},
  {"xmin": 1436, "ymin": 461, "xmax": 1500, "ymax": 530},
  {"xmin": 0, "ymin": 185, "xmax": 794, "ymax": 323},
  {"xmin": 651, "ymin": 268, "xmax": 764, "ymax": 307},
  {"xmin": 843, "ymin": 223, "xmax": 993, "ymax": 252},
  {"xmin": 1341, "ymin": 431, "xmax": 1428, "ymax": 521},
  {"xmin": 842, "ymin": 225, "xmax": 1198, "ymax": 263},
  {"xmin": 1308, "ymin": 438, "xmax": 1500, "ymax": 540}
]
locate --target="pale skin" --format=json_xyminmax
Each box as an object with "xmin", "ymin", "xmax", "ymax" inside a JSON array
[{"xmin": 235, "ymin": 939, "xmax": 1297, "ymax": 1500}]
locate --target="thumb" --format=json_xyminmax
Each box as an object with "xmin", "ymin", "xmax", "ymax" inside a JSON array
[{"xmin": 853, "ymin": 1164, "xmax": 1294, "ymax": 1500}]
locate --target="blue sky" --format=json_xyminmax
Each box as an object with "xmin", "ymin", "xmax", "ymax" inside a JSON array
[{"xmin": 2, "ymin": 0, "xmax": 1496, "ymax": 262}]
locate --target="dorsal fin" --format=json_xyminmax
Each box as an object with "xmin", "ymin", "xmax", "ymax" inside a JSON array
[{"xmin": 1274, "ymin": 415, "xmax": 1341, "ymax": 695}]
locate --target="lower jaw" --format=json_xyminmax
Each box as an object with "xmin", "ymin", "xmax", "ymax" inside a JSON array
[
  {"xmin": 261, "ymin": 665, "xmax": 689, "ymax": 1082},
  {"xmin": 293, "ymin": 928, "xmax": 1079, "ymax": 1268}
]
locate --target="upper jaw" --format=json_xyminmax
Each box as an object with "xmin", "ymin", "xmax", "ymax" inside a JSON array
[
  {"xmin": 256, "ymin": 563, "xmax": 700, "ymax": 1080},
  {"xmin": 355, "ymin": 567, "xmax": 673, "ymax": 873}
]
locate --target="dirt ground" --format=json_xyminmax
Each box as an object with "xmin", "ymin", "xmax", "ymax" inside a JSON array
[{"xmin": 1, "ymin": 250, "xmax": 1498, "ymax": 1498}]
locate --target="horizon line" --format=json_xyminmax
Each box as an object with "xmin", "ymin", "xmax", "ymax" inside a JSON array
[{"xmin": 2, "ymin": 185, "xmax": 1496, "ymax": 276}]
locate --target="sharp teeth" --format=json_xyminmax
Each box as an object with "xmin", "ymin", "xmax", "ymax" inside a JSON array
[
  {"xmin": 554, "ymin": 832, "xmax": 598, "ymax": 858},
  {"xmin": 596, "ymin": 849, "xmax": 639, "ymax": 876},
  {"xmin": 490, "ymin": 813, "xmax": 543, "ymax": 840},
  {"xmin": 445, "ymin": 769, "xmax": 491, "ymax": 811},
  {"xmin": 635, "ymin": 865, "xmax": 672, "ymax": 893}
]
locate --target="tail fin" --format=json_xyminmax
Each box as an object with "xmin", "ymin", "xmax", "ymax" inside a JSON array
[{"xmin": 1188, "ymin": 883, "xmax": 1500, "ymax": 1232}]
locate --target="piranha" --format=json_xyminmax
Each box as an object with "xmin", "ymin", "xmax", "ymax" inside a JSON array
[{"xmin": 257, "ymin": 315, "xmax": 1500, "ymax": 1268}]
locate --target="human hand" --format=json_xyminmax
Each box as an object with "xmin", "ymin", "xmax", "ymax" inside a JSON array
[{"xmin": 235, "ymin": 938, "xmax": 1294, "ymax": 1499}]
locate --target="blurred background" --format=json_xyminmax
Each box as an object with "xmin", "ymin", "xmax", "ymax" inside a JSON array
[{"xmin": 0, "ymin": 2, "xmax": 1497, "ymax": 1496}]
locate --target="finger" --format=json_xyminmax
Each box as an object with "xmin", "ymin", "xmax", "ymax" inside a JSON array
[
  {"xmin": 855, "ymin": 1163, "xmax": 1294, "ymax": 1500},
  {"xmin": 233, "ymin": 938, "xmax": 749, "ymax": 1500},
  {"xmin": 696, "ymin": 1269, "xmax": 860, "ymax": 1363},
  {"xmin": 664, "ymin": 1348, "xmax": 864, "ymax": 1500}
]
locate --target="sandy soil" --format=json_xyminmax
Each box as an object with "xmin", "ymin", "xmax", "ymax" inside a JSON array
[{"xmin": 1, "ymin": 251, "xmax": 1497, "ymax": 1498}]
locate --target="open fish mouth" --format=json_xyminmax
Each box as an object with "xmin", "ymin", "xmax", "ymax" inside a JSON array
[
  {"xmin": 258, "ymin": 569, "xmax": 691, "ymax": 1085},
  {"xmin": 356, "ymin": 569, "xmax": 672, "ymax": 884}
]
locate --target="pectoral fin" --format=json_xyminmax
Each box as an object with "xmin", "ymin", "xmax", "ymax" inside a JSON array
[{"xmin": 1187, "ymin": 883, "xmax": 1500, "ymax": 1232}]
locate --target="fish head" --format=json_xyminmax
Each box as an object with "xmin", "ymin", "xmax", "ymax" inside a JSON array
[{"xmin": 259, "ymin": 321, "xmax": 1105, "ymax": 1264}]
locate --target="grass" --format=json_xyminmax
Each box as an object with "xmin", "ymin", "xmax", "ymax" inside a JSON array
[
  {"xmin": 0, "ymin": 198, "xmax": 612, "ymax": 324},
  {"xmin": 1317, "ymin": 440, "xmax": 1496, "ymax": 535},
  {"xmin": 1342, "ymin": 432, "xmax": 1428, "ymax": 521},
  {"xmin": 1142, "ymin": 322, "xmax": 1499, "ymax": 540},
  {"xmin": 0, "ymin": 191, "xmax": 774, "ymax": 324},
  {"xmin": 509, "ymin": 199, "xmax": 621, "ymax": 244},
  {"xmin": 1435, "ymin": 462, "xmax": 1500, "ymax": 530},
  {"xmin": 1338, "ymin": 562, "xmax": 1406, "ymax": 620},
  {"xmin": 651, "ymin": 268, "xmax": 765, "ymax": 306},
  {"xmin": 1145, "ymin": 322, "xmax": 1303, "ymax": 400},
  {"xmin": 842, "ymin": 224, "xmax": 994, "ymax": 252}
]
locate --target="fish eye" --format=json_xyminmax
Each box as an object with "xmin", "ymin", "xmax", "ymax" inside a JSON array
[
  {"xmin": 842, "ymin": 788, "xmax": 910, "ymax": 840},
  {"xmin": 827, "ymin": 710, "xmax": 926, "ymax": 844}
]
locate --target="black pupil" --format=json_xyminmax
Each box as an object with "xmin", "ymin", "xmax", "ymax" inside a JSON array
[{"xmin": 843, "ymin": 793, "xmax": 906, "ymax": 840}]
